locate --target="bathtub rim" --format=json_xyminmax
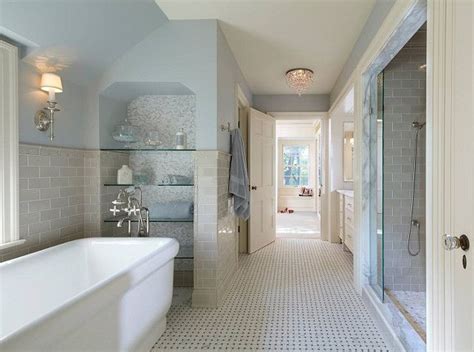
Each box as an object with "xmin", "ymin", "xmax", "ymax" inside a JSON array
[{"xmin": 0, "ymin": 237, "xmax": 179, "ymax": 344}]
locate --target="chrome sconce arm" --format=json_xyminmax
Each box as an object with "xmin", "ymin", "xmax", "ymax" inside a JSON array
[{"xmin": 35, "ymin": 101, "xmax": 60, "ymax": 141}]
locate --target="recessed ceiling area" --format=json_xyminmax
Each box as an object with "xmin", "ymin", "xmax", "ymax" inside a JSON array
[{"xmin": 156, "ymin": 0, "xmax": 376, "ymax": 95}]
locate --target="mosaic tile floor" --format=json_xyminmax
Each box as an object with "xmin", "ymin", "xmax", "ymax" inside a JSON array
[
  {"xmin": 276, "ymin": 212, "xmax": 320, "ymax": 239},
  {"xmin": 152, "ymin": 239, "xmax": 392, "ymax": 351}
]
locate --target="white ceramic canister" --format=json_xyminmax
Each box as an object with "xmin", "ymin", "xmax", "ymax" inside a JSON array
[{"xmin": 117, "ymin": 165, "xmax": 133, "ymax": 184}]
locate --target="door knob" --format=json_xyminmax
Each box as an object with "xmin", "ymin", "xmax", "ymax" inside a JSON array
[
  {"xmin": 443, "ymin": 234, "xmax": 470, "ymax": 251},
  {"xmin": 251, "ymin": 186, "xmax": 257, "ymax": 190}
]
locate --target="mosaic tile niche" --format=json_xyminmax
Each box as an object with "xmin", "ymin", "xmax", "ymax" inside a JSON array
[{"xmin": 126, "ymin": 95, "xmax": 195, "ymax": 287}]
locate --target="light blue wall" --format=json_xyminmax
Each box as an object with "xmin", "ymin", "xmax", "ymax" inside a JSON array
[
  {"xmin": 12, "ymin": 16, "xmax": 252, "ymax": 152},
  {"xmin": 330, "ymin": 0, "xmax": 396, "ymax": 105},
  {"xmin": 18, "ymin": 62, "xmax": 90, "ymax": 148},
  {"xmin": 1, "ymin": 0, "xmax": 168, "ymax": 86},
  {"xmin": 217, "ymin": 25, "xmax": 253, "ymax": 152},
  {"xmin": 92, "ymin": 20, "xmax": 219, "ymax": 150},
  {"xmin": 252, "ymin": 94, "xmax": 329, "ymax": 113},
  {"xmin": 98, "ymin": 95, "xmax": 128, "ymax": 149}
]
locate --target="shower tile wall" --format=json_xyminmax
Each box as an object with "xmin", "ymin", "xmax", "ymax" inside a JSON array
[{"xmin": 383, "ymin": 31, "xmax": 426, "ymax": 292}]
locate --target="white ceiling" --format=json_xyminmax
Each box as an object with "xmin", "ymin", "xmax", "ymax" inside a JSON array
[{"xmin": 156, "ymin": 0, "xmax": 375, "ymax": 95}]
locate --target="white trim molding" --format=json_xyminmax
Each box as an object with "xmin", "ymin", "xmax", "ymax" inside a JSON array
[{"xmin": 0, "ymin": 40, "xmax": 20, "ymax": 247}]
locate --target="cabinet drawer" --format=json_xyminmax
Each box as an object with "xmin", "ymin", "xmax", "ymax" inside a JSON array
[
  {"xmin": 345, "ymin": 208, "xmax": 354, "ymax": 228},
  {"xmin": 345, "ymin": 221, "xmax": 353, "ymax": 238},
  {"xmin": 345, "ymin": 196, "xmax": 354, "ymax": 212}
]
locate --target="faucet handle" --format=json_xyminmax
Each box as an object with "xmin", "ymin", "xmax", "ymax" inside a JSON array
[
  {"xmin": 109, "ymin": 206, "xmax": 120, "ymax": 216},
  {"xmin": 130, "ymin": 205, "xmax": 140, "ymax": 216}
]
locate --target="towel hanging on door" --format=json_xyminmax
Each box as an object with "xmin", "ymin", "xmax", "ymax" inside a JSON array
[{"xmin": 229, "ymin": 129, "xmax": 250, "ymax": 220}]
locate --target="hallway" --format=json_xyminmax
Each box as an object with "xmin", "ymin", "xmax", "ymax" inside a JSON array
[{"xmin": 152, "ymin": 239, "xmax": 392, "ymax": 351}]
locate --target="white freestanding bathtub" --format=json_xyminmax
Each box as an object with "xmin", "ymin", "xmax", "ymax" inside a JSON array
[{"xmin": 0, "ymin": 237, "xmax": 179, "ymax": 352}]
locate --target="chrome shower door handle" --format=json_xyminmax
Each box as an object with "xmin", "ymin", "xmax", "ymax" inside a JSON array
[{"xmin": 443, "ymin": 234, "xmax": 470, "ymax": 251}]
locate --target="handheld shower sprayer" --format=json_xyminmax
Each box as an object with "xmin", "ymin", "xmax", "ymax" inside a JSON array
[{"xmin": 408, "ymin": 120, "xmax": 425, "ymax": 256}]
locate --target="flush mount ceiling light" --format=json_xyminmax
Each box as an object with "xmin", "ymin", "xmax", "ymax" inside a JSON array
[{"xmin": 285, "ymin": 68, "xmax": 314, "ymax": 95}]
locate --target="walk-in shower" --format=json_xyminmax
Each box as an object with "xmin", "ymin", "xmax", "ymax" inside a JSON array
[{"xmin": 369, "ymin": 24, "xmax": 427, "ymax": 346}]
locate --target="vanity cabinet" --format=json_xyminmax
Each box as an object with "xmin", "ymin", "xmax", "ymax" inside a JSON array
[{"xmin": 337, "ymin": 190, "xmax": 355, "ymax": 253}]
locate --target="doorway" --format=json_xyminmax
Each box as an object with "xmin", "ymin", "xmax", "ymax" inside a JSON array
[
  {"xmin": 356, "ymin": 0, "xmax": 473, "ymax": 350},
  {"xmin": 369, "ymin": 24, "xmax": 428, "ymax": 349},
  {"xmin": 275, "ymin": 119, "xmax": 321, "ymax": 239},
  {"xmin": 236, "ymin": 87, "xmax": 250, "ymax": 254}
]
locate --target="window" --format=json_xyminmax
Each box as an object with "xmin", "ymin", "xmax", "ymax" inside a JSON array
[
  {"xmin": 282, "ymin": 145, "xmax": 310, "ymax": 186},
  {"xmin": 0, "ymin": 40, "xmax": 21, "ymax": 249}
]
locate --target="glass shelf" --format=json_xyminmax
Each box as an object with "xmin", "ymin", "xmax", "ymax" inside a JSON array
[
  {"xmin": 156, "ymin": 183, "xmax": 194, "ymax": 187},
  {"xmin": 104, "ymin": 183, "xmax": 194, "ymax": 187},
  {"xmin": 104, "ymin": 217, "xmax": 193, "ymax": 223},
  {"xmin": 100, "ymin": 148, "xmax": 196, "ymax": 152}
]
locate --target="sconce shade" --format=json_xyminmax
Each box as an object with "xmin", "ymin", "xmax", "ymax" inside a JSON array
[{"xmin": 40, "ymin": 73, "xmax": 63, "ymax": 93}]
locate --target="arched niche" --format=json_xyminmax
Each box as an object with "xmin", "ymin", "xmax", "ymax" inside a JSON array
[{"xmin": 99, "ymin": 82, "xmax": 196, "ymax": 149}]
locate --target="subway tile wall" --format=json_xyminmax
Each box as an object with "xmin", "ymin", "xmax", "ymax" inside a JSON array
[
  {"xmin": 0, "ymin": 145, "xmax": 131, "ymax": 262},
  {"xmin": 217, "ymin": 153, "xmax": 238, "ymax": 303},
  {"xmin": 193, "ymin": 151, "xmax": 238, "ymax": 307},
  {"xmin": 1, "ymin": 144, "xmax": 87, "ymax": 261},
  {"xmin": 383, "ymin": 30, "xmax": 426, "ymax": 292},
  {"xmin": 3, "ymin": 143, "xmax": 234, "ymax": 298}
]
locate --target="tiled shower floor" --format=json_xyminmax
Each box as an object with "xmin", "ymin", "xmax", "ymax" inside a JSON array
[
  {"xmin": 391, "ymin": 290, "xmax": 426, "ymax": 333},
  {"xmin": 152, "ymin": 239, "xmax": 393, "ymax": 351}
]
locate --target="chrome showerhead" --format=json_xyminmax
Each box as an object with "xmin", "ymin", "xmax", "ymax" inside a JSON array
[{"xmin": 412, "ymin": 121, "xmax": 426, "ymax": 130}]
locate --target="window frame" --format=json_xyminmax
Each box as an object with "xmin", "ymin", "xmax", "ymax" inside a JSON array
[
  {"xmin": 279, "ymin": 140, "xmax": 312, "ymax": 189},
  {"xmin": 0, "ymin": 40, "xmax": 22, "ymax": 249}
]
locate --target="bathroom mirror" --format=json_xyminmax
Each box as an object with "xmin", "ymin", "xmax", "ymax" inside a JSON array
[{"xmin": 343, "ymin": 122, "xmax": 354, "ymax": 182}]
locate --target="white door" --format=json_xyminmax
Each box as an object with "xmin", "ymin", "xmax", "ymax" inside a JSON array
[
  {"xmin": 248, "ymin": 108, "xmax": 276, "ymax": 253},
  {"xmin": 430, "ymin": 0, "xmax": 473, "ymax": 350},
  {"xmin": 443, "ymin": 1, "xmax": 473, "ymax": 349}
]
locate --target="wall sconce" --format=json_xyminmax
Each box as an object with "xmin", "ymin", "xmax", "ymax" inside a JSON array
[{"xmin": 34, "ymin": 73, "xmax": 63, "ymax": 141}]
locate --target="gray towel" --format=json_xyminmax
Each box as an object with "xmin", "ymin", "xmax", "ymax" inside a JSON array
[{"xmin": 229, "ymin": 129, "xmax": 250, "ymax": 220}]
